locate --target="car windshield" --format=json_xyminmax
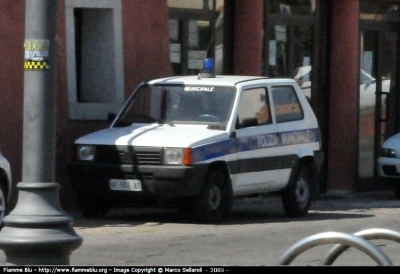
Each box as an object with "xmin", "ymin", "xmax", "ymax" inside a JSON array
[{"xmin": 113, "ymin": 84, "xmax": 237, "ymax": 127}]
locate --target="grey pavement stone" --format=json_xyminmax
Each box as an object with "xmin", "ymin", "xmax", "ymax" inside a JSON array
[{"xmin": 0, "ymin": 190, "xmax": 399, "ymax": 266}]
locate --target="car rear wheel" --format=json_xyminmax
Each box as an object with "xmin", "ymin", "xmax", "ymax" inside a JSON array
[
  {"xmin": 77, "ymin": 193, "xmax": 108, "ymax": 218},
  {"xmin": 193, "ymin": 170, "xmax": 232, "ymax": 223},
  {"xmin": 282, "ymin": 165, "xmax": 313, "ymax": 217}
]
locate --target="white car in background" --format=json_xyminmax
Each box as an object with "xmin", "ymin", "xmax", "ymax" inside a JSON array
[
  {"xmin": 377, "ymin": 135, "xmax": 400, "ymax": 198},
  {"xmin": 293, "ymin": 65, "xmax": 390, "ymax": 107}
]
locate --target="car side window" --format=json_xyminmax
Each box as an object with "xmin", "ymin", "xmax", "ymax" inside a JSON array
[
  {"xmin": 237, "ymin": 87, "xmax": 271, "ymax": 128},
  {"xmin": 271, "ymin": 86, "xmax": 304, "ymax": 123}
]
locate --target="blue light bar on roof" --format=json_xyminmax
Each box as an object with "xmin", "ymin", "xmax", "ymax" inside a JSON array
[
  {"xmin": 199, "ymin": 58, "xmax": 215, "ymax": 78},
  {"xmin": 203, "ymin": 58, "xmax": 214, "ymax": 73}
]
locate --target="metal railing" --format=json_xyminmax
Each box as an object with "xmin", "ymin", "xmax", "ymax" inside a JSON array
[{"xmin": 279, "ymin": 228, "xmax": 400, "ymax": 266}]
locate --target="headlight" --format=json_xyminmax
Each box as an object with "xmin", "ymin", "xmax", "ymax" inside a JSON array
[
  {"xmin": 381, "ymin": 148, "xmax": 397, "ymax": 158},
  {"xmin": 163, "ymin": 148, "xmax": 193, "ymax": 165},
  {"xmin": 77, "ymin": 145, "xmax": 96, "ymax": 161}
]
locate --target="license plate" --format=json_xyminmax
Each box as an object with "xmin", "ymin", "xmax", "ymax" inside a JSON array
[{"xmin": 109, "ymin": 179, "xmax": 142, "ymax": 191}]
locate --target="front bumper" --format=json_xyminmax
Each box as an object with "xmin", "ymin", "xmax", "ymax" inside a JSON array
[
  {"xmin": 377, "ymin": 157, "xmax": 400, "ymax": 178},
  {"xmin": 68, "ymin": 162, "xmax": 208, "ymax": 203}
]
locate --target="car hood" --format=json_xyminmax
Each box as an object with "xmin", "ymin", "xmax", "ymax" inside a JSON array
[
  {"xmin": 75, "ymin": 123, "xmax": 229, "ymax": 147},
  {"xmin": 382, "ymin": 133, "xmax": 400, "ymax": 150}
]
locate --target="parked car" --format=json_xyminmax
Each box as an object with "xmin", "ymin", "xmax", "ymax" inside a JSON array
[
  {"xmin": 68, "ymin": 59, "xmax": 324, "ymax": 223},
  {"xmin": 293, "ymin": 65, "xmax": 390, "ymax": 107},
  {"xmin": 0, "ymin": 148, "xmax": 12, "ymax": 226},
  {"xmin": 377, "ymin": 134, "xmax": 400, "ymax": 198}
]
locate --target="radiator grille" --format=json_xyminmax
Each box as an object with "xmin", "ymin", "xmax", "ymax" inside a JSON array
[{"xmin": 95, "ymin": 146, "xmax": 163, "ymax": 165}]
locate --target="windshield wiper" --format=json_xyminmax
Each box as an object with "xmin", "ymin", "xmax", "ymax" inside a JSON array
[
  {"xmin": 129, "ymin": 114, "xmax": 164, "ymax": 124},
  {"xmin": 135, "ymin": 115, "xmax": 177, "ymax": 126},
  {"xmin": 114, "ymin": 114, "xmax": 176, "ymax": 127}
]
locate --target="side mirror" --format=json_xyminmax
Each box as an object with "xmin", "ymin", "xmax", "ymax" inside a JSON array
[
  {"xmin": 237, "ymin": 117, "xmax": 258, "ymax": 129},
  {"xmin": 107, "ymin": 112, "xmax": 117, "ymax": 122}
]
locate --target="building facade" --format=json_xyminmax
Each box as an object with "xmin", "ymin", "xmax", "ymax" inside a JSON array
[{"xmin": 0, "ymin": 0, "xmax": 399, "ymax": 209}]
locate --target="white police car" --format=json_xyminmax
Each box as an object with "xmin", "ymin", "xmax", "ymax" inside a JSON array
[{"xmin": 68, "ymin": 59, "xmax": 324, "ymax": 222}]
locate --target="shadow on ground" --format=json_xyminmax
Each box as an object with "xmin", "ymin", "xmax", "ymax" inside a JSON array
[{"xmin": 66, "ymin": 191, "xmax": 400, "ymax": 229}]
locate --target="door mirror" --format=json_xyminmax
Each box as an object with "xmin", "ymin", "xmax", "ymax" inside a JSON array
[
  {"xmin": 237, "ymin": 117, "xmax": 258, "ymax": 129},
  {"xmin": 107, "ymin": 112, "xmax": 117, "ymax": 122}
]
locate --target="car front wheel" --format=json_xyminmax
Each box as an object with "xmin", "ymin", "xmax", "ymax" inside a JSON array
[
  {"xmin": 393, "ymin": 187, "xmax": 400, "ymax": 199},
  {"xmin": 282, "ymin": 165, "xmax": 313, "ymax": 217},
  {"xmin": 0, "ymin": 183, "xmax": 7, "ymax": 226},
  {"xmin": 77, "ymin": 193, "xmax": 108, "ymax": 218},
  {"xmin": 193, "ymin": 170, "xmax": 232, "ymax": 223}
]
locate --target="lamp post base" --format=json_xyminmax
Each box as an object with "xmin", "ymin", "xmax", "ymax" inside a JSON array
[{"xmin": 0, "ymin": 182, "xmax": 83, "ymax": 265}]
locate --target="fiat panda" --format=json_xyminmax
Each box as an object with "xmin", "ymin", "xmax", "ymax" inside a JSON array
[{"xmin": 68, "ymin": 59, "xmax": 323, "ymax": 223}]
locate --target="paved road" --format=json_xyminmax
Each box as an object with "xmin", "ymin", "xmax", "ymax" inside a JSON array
[{"xmin": 1, "ymin": 191, "xmax": 400, "ymax": 266}]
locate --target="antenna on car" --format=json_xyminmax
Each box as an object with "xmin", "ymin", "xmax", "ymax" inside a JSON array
[{"xmin": 197, "ymin": 34, "xmax": 215, "ymax": 79}]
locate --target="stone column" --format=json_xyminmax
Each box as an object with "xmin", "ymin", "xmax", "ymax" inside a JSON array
[{"xmin": 328, "ymin": 0, "xmax": 360, "ymax": 192}]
